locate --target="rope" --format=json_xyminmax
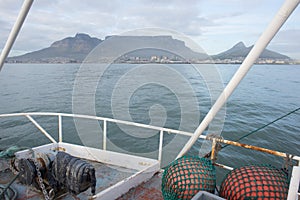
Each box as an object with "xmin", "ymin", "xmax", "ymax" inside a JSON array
[
  {"xmin": 226, "ymin": 107, "xmax": 300, "ymax": 146},
  {"xmin": 0, "ymin": 146, "xmax": 27, "ymax": 158},
  {"xmin": 204, "ymin": 107, "xmax": 300, "ymax": 157}
]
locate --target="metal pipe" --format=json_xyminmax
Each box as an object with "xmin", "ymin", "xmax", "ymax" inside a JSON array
[
  {"xmin": 0, "ymin": 0, "xmax": 34, "ymax": 71},
  {"xmin": 1, "ymin": 112, "xmax": 300, "ymax": 162},
  {"xmin": 58, "ymin": 115, "xmax": 62, "ymax": 142},
  {"xmin": 177, "ymin": 0, "xmax": 300, "ymax": 158},
  {"xmin": 214, "ymin": 163, "xmax": 234, "ymax": 171},
  {"xmin": 210, "ymin": 139, "xmax": 217, "ymax": 163},
  {"xmin": 103, "ymin": 120, "xmax": 107, "ymax": 150},
  {"xmin": 0, "ymin": 112, "xmax": 198, "ymax": 137},
  {"xmin": 158, "ymin": 130, "xmax": 164, "ymax": 165},
  {"xmin": 287, "ymin": 166, "xmax": 300, "ymax": 200},
  {"xmin": 26, "ymin": 115, "xmax": 57, "ymax": 143},
  {"xmin": 213, "ymin": 137, "xmax": 290, "ymax": 158}
]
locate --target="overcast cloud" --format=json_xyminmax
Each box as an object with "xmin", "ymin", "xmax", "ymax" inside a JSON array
[{"xmin": 0, "ymin": 0, "xmax": 299, "ymax": 59}]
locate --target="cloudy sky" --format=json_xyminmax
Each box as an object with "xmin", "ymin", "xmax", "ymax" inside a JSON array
[{"xmin": 0, "ymin": 0, "xmax": 299, "ymax": 59}]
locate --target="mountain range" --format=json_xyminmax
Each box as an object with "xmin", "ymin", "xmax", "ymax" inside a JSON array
[
  {"xmin": 6, "ymin": 33, "xmax": 292, "ymax": 64},
  {"xmin": 8, "ymin": 33, "xmax": 102, "ymax": 63},
  {"xmin": 212, "ymin": 41, "xmax": 290, "ymax": 60}
]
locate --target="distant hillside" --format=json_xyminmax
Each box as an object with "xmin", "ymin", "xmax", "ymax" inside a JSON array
[
  {"xmin": 7, "ymin": 34, "xmax": 292, "ymax": 64},
  {"xmin": 212, "ymin": 42, "xmax": 291, "ymax": 60},
  {"xmin": 7, "ymin": 34, "xmax": 208, "ymax": 63},
  {"xmin": 8, "ymin": 33, "xmax": 102, "ymax": 63},
  {"xmin": 97, "ymin": 35, "xmax": 209, "ymax": 63}
]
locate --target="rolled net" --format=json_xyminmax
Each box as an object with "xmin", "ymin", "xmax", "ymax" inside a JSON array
[
  {"xmin": 162, "ymin": 156, "xmax": 216, "ymax": 200},
  {"xmin": 220, "ymin": 165, "xmax": 289, "ymax": 200}
]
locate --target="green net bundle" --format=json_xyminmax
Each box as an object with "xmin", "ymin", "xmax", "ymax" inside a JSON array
[
  {"xmin": 220, "ymin": 165, "xmax": 289, "ymax": 200},
  {"xmin": 162, "ymin": 156, "xmax": 216, "ymax": 200}
]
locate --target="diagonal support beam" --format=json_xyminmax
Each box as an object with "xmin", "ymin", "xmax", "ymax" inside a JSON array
[
  {"xmin": 0, "ymin": 0, "xmax": 34, "ymax": 71},
  {"xmin": 26, "ymin": 115, "xmax": 57, "ymax": 143}
]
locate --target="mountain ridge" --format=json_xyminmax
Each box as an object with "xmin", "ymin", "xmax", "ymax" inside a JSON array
[
  {"xmin": 212, "ymin": 41, "xmax": 290, "ymax": 60},
  {"xmin": 6, "ymin": 33, "xmax": 292, "ymax": 64},
  {"xmin": 8, "ymin": 33, "xmax": 102, "ymax": 63}
]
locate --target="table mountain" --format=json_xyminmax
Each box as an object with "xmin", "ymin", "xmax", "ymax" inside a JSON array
[
  {"xmin": 8, "ymin": 33, "xmax": 209, "ymax": 63},
  {"xmin": 7, "ymin": 34, "xmax": 292, "ymax": 64}
]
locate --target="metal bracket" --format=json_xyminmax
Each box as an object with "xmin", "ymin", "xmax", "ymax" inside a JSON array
[{"xmin": 207, "ymin": 134, "xmax": 223, "ymax": 164}]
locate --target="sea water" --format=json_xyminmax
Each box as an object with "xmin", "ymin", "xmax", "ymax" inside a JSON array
[{"xmin": 0, "ymin": 63, "xmax": 299, "ymax": 181}]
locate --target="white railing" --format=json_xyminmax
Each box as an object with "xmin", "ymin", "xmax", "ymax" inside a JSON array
[
  {"xmin": 0, "ymin": 112, "xmax": 202, "ymax": 164},
  {"xmin": 0, "ymin": 112, "xmax": 300, "ymax": 167}
]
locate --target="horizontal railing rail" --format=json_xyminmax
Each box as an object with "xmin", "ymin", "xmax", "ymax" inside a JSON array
[
  {"xmin": 0, "ymin": 112, "xmax": 198, "ymax": 165},
  {"xmin": 0, "ymin": 112, "xmax": 299, "ymax": 168}
]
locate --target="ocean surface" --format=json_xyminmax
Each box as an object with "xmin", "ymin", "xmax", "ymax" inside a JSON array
[{"xmin": 0, "ymin": 63, "xmax": 299, "ymax": 181}]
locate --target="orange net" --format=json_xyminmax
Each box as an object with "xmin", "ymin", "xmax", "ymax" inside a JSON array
[{"xmin": 220, "ymin": 165, "xmax": 289, "ymax": 200}]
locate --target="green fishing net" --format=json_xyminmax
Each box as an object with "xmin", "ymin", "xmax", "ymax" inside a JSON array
[
  {"xmin": 220, "ymin": 165, "xmax": 289, "ymax": 200},
  {"xmin": 162, "ymin": 156, "xmax": 216, "ymax": 200}
]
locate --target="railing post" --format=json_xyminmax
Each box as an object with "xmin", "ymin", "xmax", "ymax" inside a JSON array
[
  {"xmin": 210, "ymin": 138, "xmax": 217, "ymax": 164},
  {"xmin": 158, "ymin": 130, "xmax": 164, "ymax": 165},
  {"xmin": 287, "ymin": 166, "xmax": 300, "ymax": 200},
  {"xmin": 103, "ymin": 120, "xmax": 107, "ymax": 150},
  {"xmin": 58, "ymin": 114, "xmax": 62, "ymax": 142}
]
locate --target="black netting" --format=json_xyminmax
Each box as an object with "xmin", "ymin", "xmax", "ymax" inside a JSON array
[
  {"xmin": 162, "ymin": 156, "xmax": 216, "ymax": 200},
  {"xmin": 220, "ymin": 165, "xmax": 289, "ymax": 200}
]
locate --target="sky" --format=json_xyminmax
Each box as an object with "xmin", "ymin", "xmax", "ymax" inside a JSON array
[{"xmin": 0, "ymin": 0, "xmax": 299, "ymax": 59}]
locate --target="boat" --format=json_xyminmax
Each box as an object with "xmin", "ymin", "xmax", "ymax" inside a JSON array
[{"xmin": 0, "ymin": 0, "xmax": 299, "ymax": 199}]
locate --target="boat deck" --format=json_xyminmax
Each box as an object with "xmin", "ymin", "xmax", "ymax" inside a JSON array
[
  {"xmin": 0, "ymin": 112, "xmax": 299, "ymax": 199},
  {"xmin": 117, "ymin": 172, "xmax": 163, "ymax": 200},
  {"xmin": 0, "ymin": 158, "xmax": 164, "ymax": 200}
]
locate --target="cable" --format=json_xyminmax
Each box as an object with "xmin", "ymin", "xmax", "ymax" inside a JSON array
[
  {"xmin": 204, "ymin": 107, "xmax": 300, "ymax": 158},
  {"xmin": 224, "ymin": 107, "xmax": 300, "ymax": 148}
]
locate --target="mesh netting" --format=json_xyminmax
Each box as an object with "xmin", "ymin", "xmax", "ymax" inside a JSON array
[
  {"xmin": 162, "ymin": 156, "xmax": 216, "ymax": 200},
  {"xmin": 220, "ymin": 165, "xmax": 289, "ymax": 200}
]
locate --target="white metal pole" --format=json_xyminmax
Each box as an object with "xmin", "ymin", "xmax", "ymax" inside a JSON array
[
  {"xmin": 177, "ymin": 0, "xmax": 300, "ymax": 158},
  {"xmin": 158, "ymin": 130, "xmax": 164, "ymax": 165},
  {"xmin": 58, "ymin": 114, "xmax": 63, "ymax": 142},
  {"xmin": 287, "ymin": 166, "xmax": 300, "ymax": 200},
  {"xmin": 0, "ymin": 0, "xmax": 34, "ymax": 71},
  {"xmin": 103, "ymin": 120, "xmax": 107, "ymax": 150},
  {"xmin": 26, "ymin": 115, "xmax": 57, "ymax": 143}
]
